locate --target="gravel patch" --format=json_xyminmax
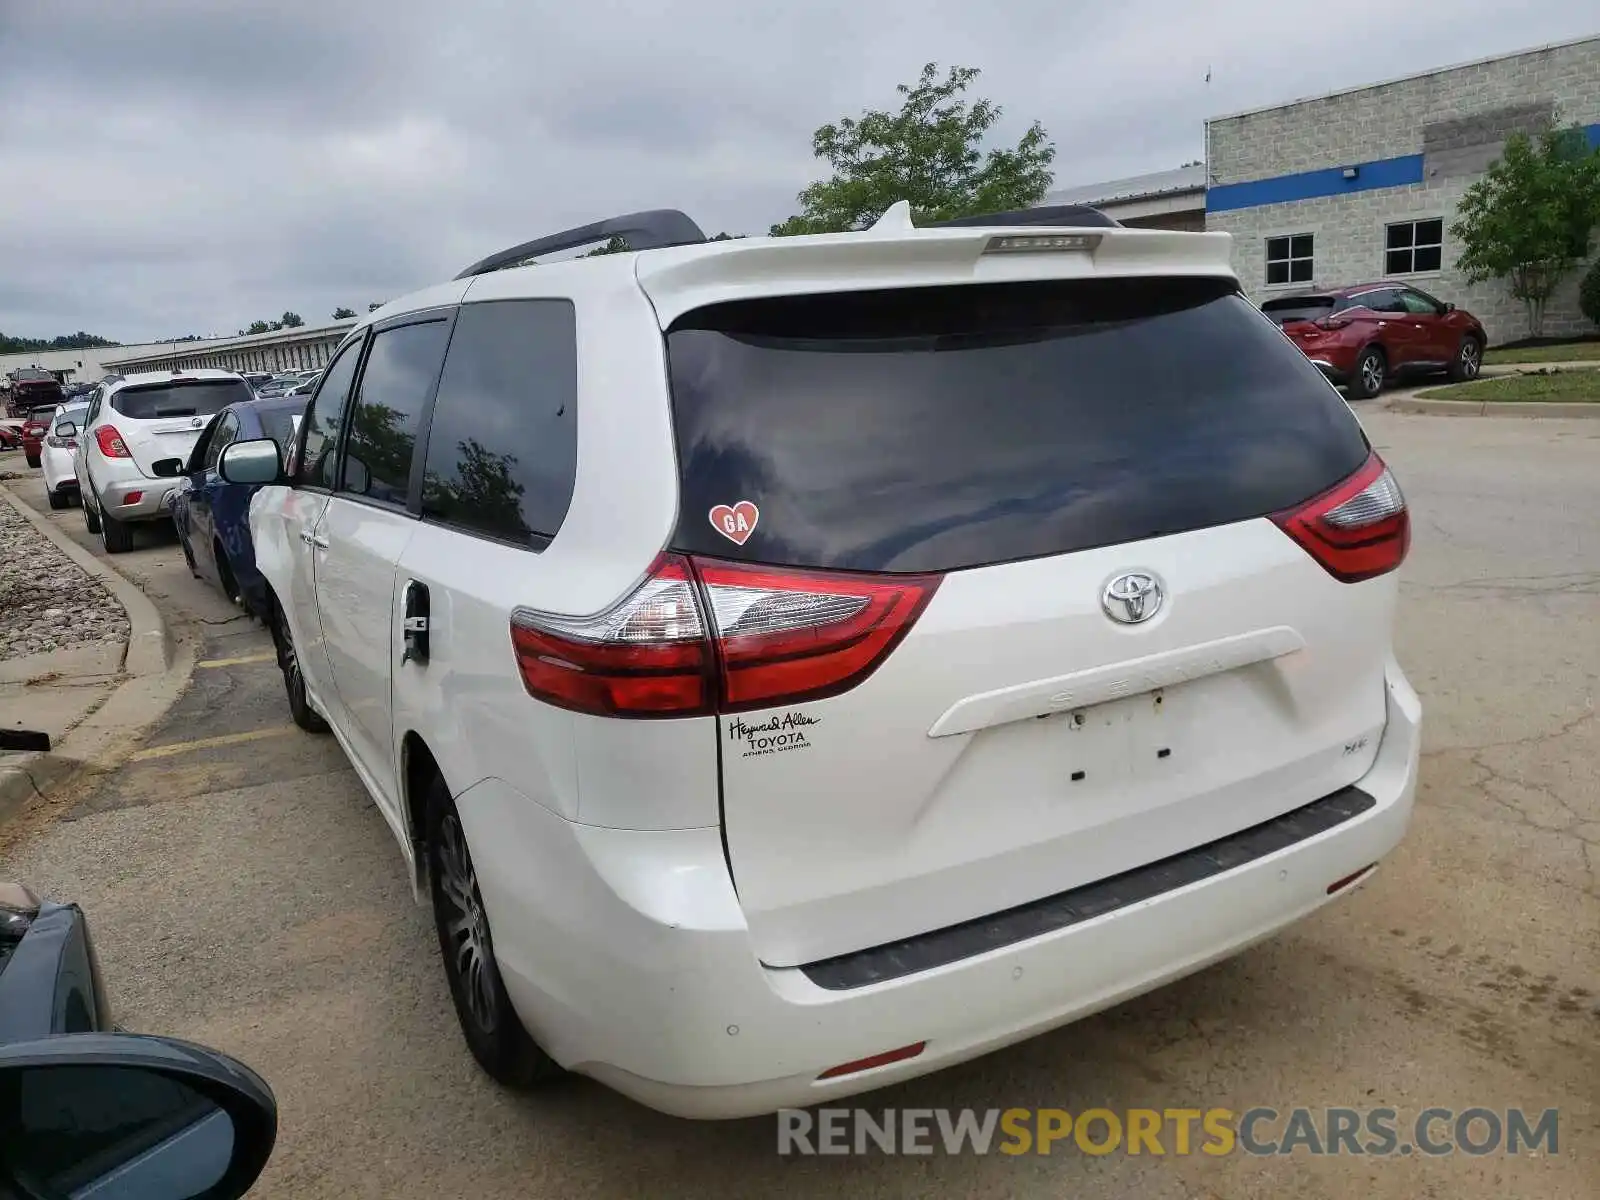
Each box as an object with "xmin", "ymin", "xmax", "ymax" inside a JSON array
[{"xmin": 0, "ymin": 494, "xmax": 129, "ymax": 659}]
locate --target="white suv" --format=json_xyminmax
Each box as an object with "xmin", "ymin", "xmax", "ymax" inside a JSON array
[
  {"xmin": 75, "ymin": 370, "xmax": 257, "ymax": 552},
  {"xmin": 221, "ymin": 205, "xmax": 1421, "ymax": 1118}
]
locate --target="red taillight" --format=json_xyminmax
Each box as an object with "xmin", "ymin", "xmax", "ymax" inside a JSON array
[
  {"xmin": 696, "ymin": 558, "xmax": 940, "ymax": 712},
  {"xmin": 1313, "ymin": 316, "xmax": 1351, "ymax": 331},
  {"xmin": 1272, "ymin": 451, "xmax": 1409, "ymax": 583},
  {"xmin": 510, "ymin": 555, "xmax": 714, "ymax": 717},
  {"xmin": 510, "ymin": 554, "xmax": 942, "ymax": 717},
  {"xmin": 94, "ymin": 424, "xmax": 131, "ymax": 459}
]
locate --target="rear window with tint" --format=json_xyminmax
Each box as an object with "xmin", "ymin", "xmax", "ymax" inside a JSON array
[
  {"xmin": 1259, "ymin": 296, "xmax": 1337, "ymax": 325},
  {"xmin": 665, "ymin": 277, "xmax": 1369, "ymax": 574},
  {"xmin": 112, "ymin": 381, "xmax": 253, "ymax": 420}
]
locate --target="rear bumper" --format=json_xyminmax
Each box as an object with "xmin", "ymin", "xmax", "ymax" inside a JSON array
[
  {"xmin": 462, "ymin": 662, "xmax": 1421, "ymax": 1119},
  {"xmin": 97, "ymin": 474, "xmax": 179, "ymax": 521}
]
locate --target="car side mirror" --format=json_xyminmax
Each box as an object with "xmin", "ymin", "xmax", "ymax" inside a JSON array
[
  {"xmin": 0, "ymin": 1032, "xmax": 277, "ymax": 1199},
  {"xmin": 218, "ymin": 438, "xmax": 285, "ymax": 486},
  {"xmin": 1443, "ymin": 302, "xmax": 1455, "ymax": 312},
  {"xmin": 54, "ymin": 421, "xmax": 77, "ymax": 438},
  {"xmin": 151, "ymin": 457, "xmax": 184, "ymax": 477}
]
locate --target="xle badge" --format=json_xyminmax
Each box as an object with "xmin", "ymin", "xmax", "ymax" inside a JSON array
[{"xmin": 709, "ymin": 500, "xmax": 759, "ymax": 545}]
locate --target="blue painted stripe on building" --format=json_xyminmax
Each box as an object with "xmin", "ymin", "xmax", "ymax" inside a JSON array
[
  {"xmin": 1207, "ymin": 122, "xmax": 1600, "ymax": 212},
  {"xmin": 1206, "ymin": 155, "xmax": 1424, "ymax": 212}
]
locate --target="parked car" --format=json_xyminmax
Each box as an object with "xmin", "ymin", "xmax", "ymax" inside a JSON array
[
  {"xmin": 241, "ymin": 371, "xmax": 274, "ymax": 392},
  {"xmin": 252, "ymin": 377, "xmax": 300, "ymax": 398},
  {"xmin": 5, "ymin": 368, "xmax": 64, "ymax": 418},
  {"xmin": 17, "ymin": 404, "xmax": 59, "ymax": 468},
  {"xmin": 73, "ymin": 369, "xmax": 256, "ymax": 553},
  {"xmin": 222, "ymin": 205, "xmax": 1420, "ymax": 1119},
  {"xmin": 0, "ymin": 424, "xmax": 20, "ymax": 451},
  {"xmin": 171, "ymin": 396, "xmax": 307, "ymax": 610},
  {"xmin": 1260, "ymin": 282, "xmax": 1487, "ymax": 399},
  {"xmin": 0, "ymin": 879, "xmax": 278, "ymax": 1197},
  {"xmin": 40, "ymin": 401, "xmax": 90, "ymax": 508}
]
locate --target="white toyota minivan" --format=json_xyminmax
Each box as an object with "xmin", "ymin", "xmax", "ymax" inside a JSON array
[{"xmin": 221, "ymin": 204, "xmax": 1421, "ymax": 1118}]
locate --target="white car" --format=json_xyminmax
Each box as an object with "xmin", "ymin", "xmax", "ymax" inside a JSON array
[
  {"xmin": 40, "ymin": 400, "xmax": 90, "ymax": 509},
  {"xmin": 74, "ymin": 369, "xmax": 256, "ymax": 553},
  {"xmin": 222, "ymin": 204, "xmax": 1421, "ymax": 1119}
]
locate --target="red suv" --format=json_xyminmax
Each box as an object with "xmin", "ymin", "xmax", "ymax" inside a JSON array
[
  {"xmin": 1260, "ymin": 282, "xmax": 1487, "ymax": 399},
  {"xmin": 5, "ymin": 368, "xmax": 65, "ymax": 418}
]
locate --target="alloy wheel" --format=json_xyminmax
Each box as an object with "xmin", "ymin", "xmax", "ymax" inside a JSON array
[
  {"xmin": 1361, "ymin": 354, "xmax": 1384, "ymax": 394},
  {"xmin": 436, "ymin": 813, "xmax": 497, "ymax": 1034},
  {"xmin": 1460, "ymin": 339, "xmax": 1481, "ymax": 379}
]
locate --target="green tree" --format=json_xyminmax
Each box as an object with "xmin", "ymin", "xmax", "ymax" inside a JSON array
[
  {"xmin": 0, "ymin": 330, "xmax": 120, "ymax": 353},
  {"xmin": 368, "ymin": 301, "xmax": 385, "ymax": 312},
  {"xmin": 1580, "ymin": 257, "xmax": 1600, "ymax": 329},
  {"xmin": 1450, "ymin": 122, "xmax": 1600, "ymax": 338},
  {"xmin": 770, "ymin": 63, "xmax": 1055, "ymax": 235},
  {"xmin": 332, "ymin": 307, "xmax": 356, "ymax": 319},
  {"xmin": 280, "ymin": 311, "xmax": 305, "ymax": 328},
  {"xmin": 246, "ymin": 320, "xmax": 273, "ymax": 335}
]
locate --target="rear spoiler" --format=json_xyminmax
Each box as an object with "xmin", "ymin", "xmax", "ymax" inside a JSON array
[{"xmin": 634, "ymin": 222, "xmax": 1237, "ymax": 327}]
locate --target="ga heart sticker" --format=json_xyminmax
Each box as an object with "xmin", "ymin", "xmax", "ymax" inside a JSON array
[{"xmin": 709, "ymin": 500, "xmax": 759, "ymax": 545}]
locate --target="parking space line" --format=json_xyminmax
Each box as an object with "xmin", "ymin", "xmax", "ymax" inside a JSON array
[
  {"xmin": 129, "ymin": 726, "xmax": 298, "ymax": 762},
  {"xmin": 196, "ymin": 652, "xmax": 278, "ymax": 669}
]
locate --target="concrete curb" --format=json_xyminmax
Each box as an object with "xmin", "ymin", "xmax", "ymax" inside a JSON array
[
  {"xmin": 0, "ymin": 482, "xmax": 198, "ymax": 828},
  {"xmin": 1387, "ymin": 398, "xmax": 1600, "ymax": 418}
]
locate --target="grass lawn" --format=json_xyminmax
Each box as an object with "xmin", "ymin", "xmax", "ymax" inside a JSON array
[
  {"xmin": 1416, "ymin": 370, "xmax": 1600, "ymax": 402},
  {"xmin": 1483, "ymin": 340, "xmax": 1600, "ymax": 365}
]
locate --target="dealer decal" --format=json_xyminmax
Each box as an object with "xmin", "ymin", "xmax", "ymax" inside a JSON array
[
  {"xmin": 709, "ymin": 500, "xmax": 759, "ymax": 545},
  {"xmin": 729, "ymin": 711, "xmax": 818, "ymax": 758}
]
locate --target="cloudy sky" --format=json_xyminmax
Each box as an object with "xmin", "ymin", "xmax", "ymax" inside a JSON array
[{"xmin": 0, "ymin": 1, "xmax": 1592, "ymax": 343}]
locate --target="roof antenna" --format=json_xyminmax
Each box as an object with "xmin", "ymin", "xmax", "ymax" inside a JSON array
[{"xmin": 867, "ymin": 200, "xmax": 916, "ymax": 234}]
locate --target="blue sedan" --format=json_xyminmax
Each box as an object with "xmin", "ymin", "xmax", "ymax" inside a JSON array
[{"xmin": 170, "ymin": 396, "xmax": 305, "ymax": 618}]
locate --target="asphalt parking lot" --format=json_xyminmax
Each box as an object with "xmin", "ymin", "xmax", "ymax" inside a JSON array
[{"xmin": 0, "ymin": 409, "xmax": 1596, "ymax": 1199}]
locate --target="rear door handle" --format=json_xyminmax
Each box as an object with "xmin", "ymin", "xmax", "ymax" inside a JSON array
[{"xmin": 300, "ymin": 530, "xmax": 330, "ymax": 549}]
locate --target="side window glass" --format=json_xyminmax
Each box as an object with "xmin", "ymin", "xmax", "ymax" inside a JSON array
[
  {"xmin": 339, "ymin": 319, "xmax": 451, "ymax": 507},
  {"xmin": 203, "ymin": 414, "xmax": 237, "ymax": 470},
  {"xmin": 1398, "ymin": 291, "xmax": 1437, "ymax": 316},
  {"xmin": 421, "ymin": 300, "xmax": 578, "ymax": 547},
  {"xmin": 297, "ymin": 340, "xmax": 363, "ymax": 489}
]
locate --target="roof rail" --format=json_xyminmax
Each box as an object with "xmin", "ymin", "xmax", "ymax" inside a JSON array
[
  {"xmin": 453, "ymin": 209, "xmax": 707, "ymax": 280},
  {"xmin": 923, "ymin": 204, "xmax": 1122, "ymax": 229}
]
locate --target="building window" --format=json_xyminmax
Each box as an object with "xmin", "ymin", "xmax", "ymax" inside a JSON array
[
  {"xmin": 1385, "ymin": 219, "xmax": 1443, "ymax": 275},
  {"xmin": 1265, "ymin": 234, "xmax": 1313, "ymax": 285}
]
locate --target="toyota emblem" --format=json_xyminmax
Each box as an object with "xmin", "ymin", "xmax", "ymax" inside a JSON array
[{"xmin": 1102, "ymin": 572, "xmax": 1163, "ymax": 625}]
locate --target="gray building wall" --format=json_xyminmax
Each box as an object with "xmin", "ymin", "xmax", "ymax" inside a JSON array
[
  {"xmin": 102, "ymin": 320, "xmax": 356, "ymax": 375},
  {"xmin": 1206, "ymin": 37, "xmax": 1600, "ymax": 344}
]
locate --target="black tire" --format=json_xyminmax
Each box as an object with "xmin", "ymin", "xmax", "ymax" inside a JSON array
[
  {"xmin": 270, "ymin": 605, "xmax": 329, "ymax": 733},
  {"xmin": 425, "ymin": 773, "xmax": 561, "ymax": 1089},
  {"xmin": 1449, "ymin": 334, "xmax": 1483, "ymax": 382},
  {"xmin": 46, "ymin": 487, "xmax": 69, "ymax": 511},
  {"xmin": 99, "ymin": 507, "xmax": 134, "ymax": 554},
  {"xmin": 83, "ymin": 496, "xmax": 101, "ymax": 534},
  {"xmin": 1347, "ymin": 346, "xmax": 1386, "ymax": 400},
  {"xmin": 24, "ymin": 452, "xmax": 40, "ymax": 469}
]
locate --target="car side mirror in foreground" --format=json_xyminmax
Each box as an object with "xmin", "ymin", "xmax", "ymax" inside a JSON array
[
  {"xmin": 151, "ymin": 457, "xmax": 184, "ymax": 478},
  {"xmin": 0, "ymin": 1032, "xmax": 277, "ymax": 1198},
  {"xmin": 219, "ymin": 439, "xmax": 284, "ymax": 486},
  {"xmin": 54, "ymin": 422, "xmax": 77, "ymax": 438}
]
